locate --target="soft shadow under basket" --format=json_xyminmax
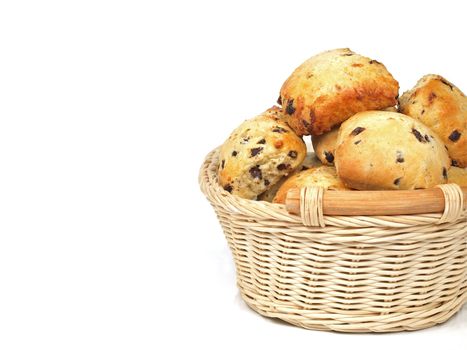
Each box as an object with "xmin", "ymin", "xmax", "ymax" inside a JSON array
[{"xmin": 199, "ymin": 148, "xmax": 467, "ymax": 333}]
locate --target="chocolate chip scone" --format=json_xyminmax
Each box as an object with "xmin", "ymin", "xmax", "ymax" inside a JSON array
[
  {"xmin": 311, "ymin": 106, "xmax": 398, "ymax": 166},
  {"xmin": 279, "ymin": 48, "xmax": 399, "ymax": 136},
  {"xmin": 218, "ymin": 107, "xmax": 307, "ymax": 199},
  {"xmin": 448, "ymin": 166, "xmax": 467, "ymax": 187},
  {"xmin": 258, "ymin": 152, "xmax": 322, "ymax": 202},
  {"xmin": 335, "ymin": 111, "xmax": 450, "ymax": 190},
  {"xmin": 272, "ymin": 165, "xmax": 349, "ymax": 204},
  {"xmin": 399, "ymin": 75, "xmax": 467, "ymax": 167}
]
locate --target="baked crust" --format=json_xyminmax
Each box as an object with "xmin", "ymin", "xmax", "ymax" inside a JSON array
[
  {"xmin": 218, "ymin": 107, "xmax": 306, "ymax": 199},
  {"xmin": 399, "ymin": 74, "xmax": 467, "ymax": 167},
  {"xmin": 335, "ymin": 111, "xmax": 450, "ymax": 190},
  {"xmin": 311, "ymin": 106, "xmax": 398, "ymax": 166},
  {"xmin": 312, "ymin": 126, "xmax": 339, "ymax": 165},
  {"xmin": 448, "ymin": 166, "xmax": 467, "ymax": 187},
  {"xmin": 273, "ymin": 165, "xmax": 348, "ymax": 204},
  {"xmin": 279, "ymin": 48, "xmax": 399, "ymax": 136},
  {"xmin": 257, "ymin": 152, "xmax": 322, "ymax": 202}
]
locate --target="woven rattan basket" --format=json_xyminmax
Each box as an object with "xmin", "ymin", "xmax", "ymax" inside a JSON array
[{"xmin": 199, "ymin": 148, "xmax": 467, "ymax": 333}]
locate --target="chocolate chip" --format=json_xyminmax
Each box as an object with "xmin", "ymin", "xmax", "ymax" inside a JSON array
[
  {"xmin": 412, "ymin": 128, "xmax": 426, "ymax": 143},
  {"xmin": 449, "ymin": 130, "xmax": 461, "ymax": 142},
  {"xmin": 424, "ymin": 134, "xmax": 431, "ymax": 142},
  {"xmin": 452, "ymin": 159, "xmax": 458, "ymax": 167},
  {"xmin": 277, "ymin": 95, "xmax": 282, "ymax": 105},
  {"xmin": 250, "ymin": 147, "xmax": 263, "ymax": 157},
  {"xmin": 324, "ymin": 151, "xmax": 334, "ymax": 163},
  {"xmin": 285, "ymin": 99, "xmax": 295, "ymax": 115},
  {"xmin": 354, "ymin": 140, "xmax": 361, "ymax": 145},
  {"xmin": 421, "ymin": 109, "xmax": 425, "ymax": 115},
  {"xmin": 301, "ymin": 166, "xmax": 309, "ymax": 170},
  {"xmin": 264, "ymin": 179, "xmax": 270, "ymax": 186},
  {"xmin": 240, "ymin": 137, "xmax": 250, "ymax": 144},
  {"xmin": 272, "ymin": 126, "xmax": 288, "ymax": 133},
  {"xmin": 221, "ymin": 160, "xmax": 225, "ymax": 169},
  {"xmin": 396, "ymin": 151, "xmax": 404, "ymax": 163},
  {"xmin": 232, "ymin": 151, "xmax": 238, "ymax": 157},
  {"xmin": 428, "ymin": 92, "xmax": 437, "ymax": 103},
  {"xmin": 257, "ymin": 138, "xmax": 266, "ymax": 144},
  {"xmin": 224, "ymin": 184, "xmax": 233, "ymax": 193},
  {"xmin": 393, "ymin": 178, "xmax": 401, "ymax": 186},
  {"xmin": 249, "ymin": 165, "xmax": 262, "ymax": 179},
  {"xmin": 369, "ymin": 59, "xmax": 381, "ymax": 65},
  {"xmin": 277, "ymin": 163, "xmax": 291, "ymax": 171},
  {"xmin": 288, "ymin": 150, "xmax": 297, "ymax": 159},
  {"xmin": 443, "ymin": 167, "xmax": 448, "ymax": 180},
  {"xmin": 351, "ymin": 127, "xmax": 366, "ymax": 136}
]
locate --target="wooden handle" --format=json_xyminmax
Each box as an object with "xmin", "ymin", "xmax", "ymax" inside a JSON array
[{"xmin": 285, "ymin": 186, "xmax": 467, "ymax": 216}]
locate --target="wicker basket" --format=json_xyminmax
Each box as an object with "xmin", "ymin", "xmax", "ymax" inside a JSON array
[{"xmin": 199, "ymin": 148, "xmax": 467, "ymax": 333}]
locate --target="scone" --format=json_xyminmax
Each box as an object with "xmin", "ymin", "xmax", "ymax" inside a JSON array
[
  {"xmin": 399, "ymin": 75, "xmax": 467, "ymax": 167},
  {"xmin": 311, "ymin": 106, "xmax": 398, "ymax": 166},
  {"xmin": 279, "ymin": 48, "xmax": 399, "ymax": 136},
  {"xmin": 258, "ymin": 152, "xmax": 321, "ymax": 202},
  {"xmin": 335, "ymin": 111, "xmax": 450, "ymax": 190},
  {"xmin": 273, "ymin": 165, "xmax": 349, "ymax": 204},
  {"xmin": 218, "ymin": 107, "xmax": 307, "ymax": 199},
  {"xmin": 448, "ymin": 166, "xmax": 467, "ymax": 187},
  {"xmin": 312, "ymin": 126, "xmax": 339, "ymax": 165}
]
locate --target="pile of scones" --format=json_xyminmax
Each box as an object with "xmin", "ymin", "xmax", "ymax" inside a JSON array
[{"xmin": 217, "ymin": 48, "xmax": 467, "ymax": 204}]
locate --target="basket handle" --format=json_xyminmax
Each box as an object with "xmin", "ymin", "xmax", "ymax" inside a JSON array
[{"xmin": 285, "ymin": 184, "xmax": 467, "ymax": 226}]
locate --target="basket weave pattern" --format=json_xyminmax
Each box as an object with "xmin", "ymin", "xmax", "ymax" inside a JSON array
[{"xmin": 200, "ymin": 148, "xmax": 467, "ymax": 332}]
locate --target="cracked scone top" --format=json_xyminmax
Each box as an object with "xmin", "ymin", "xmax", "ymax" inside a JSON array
[
  {"xmin": 335, "ymin": 111, "xmax": 450, "ymax": 190},
  {"xmin": 257, "ymin": 152, "xmax": 322, "ymax": 202},
  {"xmin": 279, "ymin": 48, "xmax": 399, "ymax": 136},
  {"xmin": 218, "ymin": 107, "xmax": 306, "ymax": 199},
  {"xmin": 399, "ymin": 74, "xmax": 467, "ymax": 167}
]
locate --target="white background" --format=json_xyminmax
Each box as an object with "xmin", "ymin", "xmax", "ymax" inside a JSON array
[{"xmin": 0, "ymin": 0, "xmax": 465, "ymax": 349}]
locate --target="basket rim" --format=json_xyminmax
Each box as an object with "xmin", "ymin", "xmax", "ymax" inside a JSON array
[{"xmin": 200, "ymin": 147, "xmax": 467, "ymax": 229}]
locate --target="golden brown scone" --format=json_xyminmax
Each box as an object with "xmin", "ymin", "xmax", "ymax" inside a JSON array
[
  {"xmin": 218, "ymin": 107, "xmax": 306, "ymax": 199},
  {"xmin": 312, "ymin": 126, "xmax": 339, "ymax": 165},
  {"xmin": 273, "ymin": 165, "xmax": 349, "ymax": 204},
  {"xmin": 279, "ymin": 48, "xmax": 399, "ymax": 136},
  {"xmin": 399, "ymin": 75, "xmax": 467, "ymax": 167},
  {"xmin": 448, "ymin": 166, "xmax": 467, "ymax": 187},
  {"xmin": 311, "ymin": 106, "xmax": 398, "ymax": 166},
  {"xmin": 258, "ymin": 152, "xmax": 321, "ymax": 202},
  {"xmin": 335, "ymin": 111, "xmax": 450, "ymax": 190}
]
